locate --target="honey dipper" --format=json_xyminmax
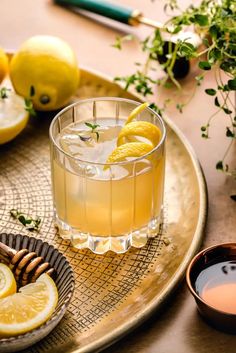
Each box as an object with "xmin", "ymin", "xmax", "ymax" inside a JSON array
[{"xmin": 0, "ymin": 241, "xmax": 55, "ymax": 287}]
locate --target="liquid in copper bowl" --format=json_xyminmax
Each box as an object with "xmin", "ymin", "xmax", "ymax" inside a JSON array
[
  {"xmin": 186, "ymin": 243, "xmax": 236, "ymax": 333},
  {"xmin": 195, "ymin": 260, "xmax": 236, "ymax": 315}
]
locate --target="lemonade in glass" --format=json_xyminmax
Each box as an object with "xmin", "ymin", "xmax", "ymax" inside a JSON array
[{"xmin": 49, "ymin": 98, "xmax": 166, "ymax": 254}]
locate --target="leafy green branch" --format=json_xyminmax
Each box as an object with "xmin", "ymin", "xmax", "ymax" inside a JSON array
[
  {"xmin": 112, "ymin": 0, "xmax": 236, "ymax": 181},
  {"xmin": 10, "ymin": 209, "xmax": 41, "ymax": 231}
]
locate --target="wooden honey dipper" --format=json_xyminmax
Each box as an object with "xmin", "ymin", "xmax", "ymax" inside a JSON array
[{"xmin": 0, "ymin": 241, "xmax": 55, "ymax": 287}]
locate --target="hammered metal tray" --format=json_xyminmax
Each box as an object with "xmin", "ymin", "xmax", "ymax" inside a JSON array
[{"xmin": 0, "ymin": 68, "xmax": 207, "ymax": 353}]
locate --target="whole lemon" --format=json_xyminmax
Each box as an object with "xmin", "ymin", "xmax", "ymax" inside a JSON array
[
  {"xmin": 9, "ymin": 35, "xmax": 79, "ymax": 111},
  {"xmin": 0, "ymin": 48, "xmax": 9, "ymax": 83}
]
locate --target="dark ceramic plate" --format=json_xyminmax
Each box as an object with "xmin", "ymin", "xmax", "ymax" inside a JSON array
[{"xmin": 0, "ymin": 233, "xmax": 75, "ymax": 353}]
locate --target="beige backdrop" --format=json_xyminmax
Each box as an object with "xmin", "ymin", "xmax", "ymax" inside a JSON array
[{"xmin": 0, "ymin": 1, "xmax": 236, "ymax": 352}]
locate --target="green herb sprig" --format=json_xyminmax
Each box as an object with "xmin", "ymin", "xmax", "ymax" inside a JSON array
[
  {"xmin": 24, "ymin": 98, "xmax": 37, "ymax": 116},
  {"xmin": 0, "ymin": 87, "xmax": 11, "ymax": 99},
  {"xmin": 113, "ymin": 0, "xmax": 236, "ymax": 181},
  {"xmin": 24, "ymin": 85, "xmax": 37, "ymax": 117},
  {"xmin": 10, "ymin": 209, "xmax": 41, "ymax": 231},
  {"xmin": 111, "ymin": 34, "xmax": 134, "ymax": 50},
  {"xmin": 84, "ymin": 122, "xmax": 100, "ymax": 142}
]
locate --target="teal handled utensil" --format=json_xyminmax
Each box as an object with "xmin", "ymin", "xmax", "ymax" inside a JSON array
[
  {"xmin": 54, "ymin": 0, "xmax": 164, "ymax": 29},
  {"xmin": 54, "ymin": 0, "xmax": 201, "ymax": 79}
]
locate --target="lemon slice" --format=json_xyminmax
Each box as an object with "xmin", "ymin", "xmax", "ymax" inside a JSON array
[
  {"xmin": 0, "ymin": 263, "xmax": 17, "ymax": 299},
  {"xmin": 117, "ymin": 121, "xmax": 161, "ymax": 147},
  {"xmin": 0, "ymin": 83, "xmax": 29, "ymax": 144},
  {"xmin": 125, "ymin": 102, "xmax": 149, "ymax": 125},
  {"xmin": 0, "ymin": 273, "xmax": 58, "ymax": 336},
  {"xmin": 106, "ymin": 142, "xmax": 153, "ymax": 165}
]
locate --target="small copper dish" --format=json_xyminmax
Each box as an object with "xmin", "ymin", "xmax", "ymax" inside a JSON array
[
  {"xmin": 0, "ymin": 233, "xmax": 75, "ymax": 352},
  {"xmin": 186, "ymin": 243, "xmax": 236, "ymax": 334}
]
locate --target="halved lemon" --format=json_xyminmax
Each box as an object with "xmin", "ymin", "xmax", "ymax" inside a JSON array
[
  {"xmin": 0, "ymin": 263, "xmax": 17, "ymax": 299},
  {"xmin": 117, "ymin": 121, "xmax": 161, "ymax": 147},
  {"xmin": 0, "ymin": 273, "xmax": 58, "ymax": 337},
  {"xmin": 0, "ymin": 82, "xmax": 29, "ymax": 144},
  {"xmin": 106, "ymin": 142, "xmax": 153, "ymax": 165}
]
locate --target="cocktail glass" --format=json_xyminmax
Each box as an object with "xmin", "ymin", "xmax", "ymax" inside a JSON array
[{"xmin": 49, "ymin": 97, "xmax": 166, "ymax": 254}]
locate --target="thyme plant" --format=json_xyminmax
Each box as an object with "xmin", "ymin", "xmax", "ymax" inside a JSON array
[{"xmin": 114, "ymin": 0, "xmax": 236, "ymax": 181}]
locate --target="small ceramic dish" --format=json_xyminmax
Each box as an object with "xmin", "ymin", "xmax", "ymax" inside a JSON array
[
  {"xmin": 186, "ymin": 243, "xmax": 236, "ymax": 333},
  {"xmin": 0, "ymin": 233, "xmax": 75, "ymax": 352}
]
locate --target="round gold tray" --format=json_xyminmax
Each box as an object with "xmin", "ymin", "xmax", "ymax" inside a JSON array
[{"xmin": 0, "ymin": 68, "xmax": 207, "ymax": 353}]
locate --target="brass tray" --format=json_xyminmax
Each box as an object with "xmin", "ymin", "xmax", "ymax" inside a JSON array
[{"xmin": 0, "ymin": 68, "xmax": 207, "ymax": 353}]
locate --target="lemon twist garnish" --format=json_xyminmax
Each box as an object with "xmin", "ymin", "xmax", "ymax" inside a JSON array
[
  {"xmin": 106, "ymin": 142, "xmax": 153, "ymax": 165},
  {"xmin": 125, "ymin": 102, "xmax": 149, "ymax": 125},
  {"xmin": 105, "ymin": 102, "xmax": 161, "ymax": 165},
  {"xmin": 117, "ymin": 121, "xmax": 161, "ymax": 147}
]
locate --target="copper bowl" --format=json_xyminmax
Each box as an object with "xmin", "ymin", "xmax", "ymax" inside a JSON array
[
  {"xmin": 0, "ymin": 233, "xmax": 75, "ymax": 352},
  {"xmin": 186, "ymin": 243, "xmax": 236, "ymax": 334}
]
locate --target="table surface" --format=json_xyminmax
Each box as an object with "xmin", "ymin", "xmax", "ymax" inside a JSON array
[{"xmin": 1, "ymin": 0, "xmax": 236, "ymax": 352}]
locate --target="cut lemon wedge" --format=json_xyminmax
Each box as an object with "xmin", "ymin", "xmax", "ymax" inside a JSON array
[
  {"xmin": 117, "ymin": 121, "xmax": 161, "ymax": 147},
  {"xmin": 0, "ymin": 81, "xmax": 29, "ymax": 144},
  {"xmin": 0, "ymin": 263, "xmax": 17, "ymax": 299},
  {"xmin": 0, "ymin": 273, "xmax": 58, "ymax": 337},
  {"xmin": 106, "ymin": 142, "xmax": 153, "ymax": 165},
  {"xmin": 125, "ymin": 102, "xmax": 149, "ymax": 125}
]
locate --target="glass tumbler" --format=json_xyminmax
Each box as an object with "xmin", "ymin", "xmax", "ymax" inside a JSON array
[{"xmin": 49, "ymin": 97, "xmax": 166, "ymax": 254}]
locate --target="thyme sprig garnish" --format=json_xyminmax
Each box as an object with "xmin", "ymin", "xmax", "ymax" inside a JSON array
[
  {"xmin": 112, "ymin": 0, "xmax": 236, "ymax": 181},
  {"xmin": 84, "ymin": 122, "xmax": 100, "ymax": 142},
  {"xmin": 0, "ymin": 87, "xmax": 11, "ymax": 99},
  {"xmin": 10, "ymin": 209, "xmax": 41, "ymax": 231}
]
